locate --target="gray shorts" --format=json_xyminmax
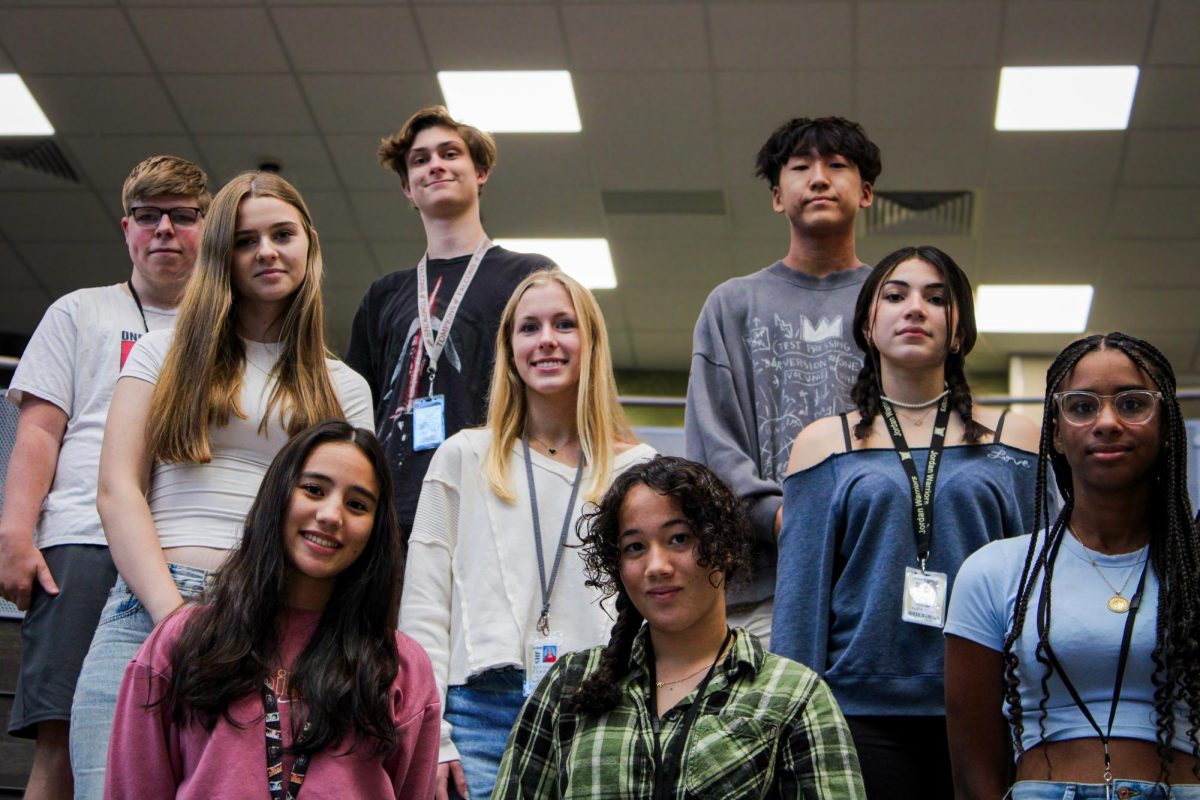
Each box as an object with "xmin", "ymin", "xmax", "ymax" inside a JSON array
[{"xmin": 6, "ymin": 543, "xmax": 117, "ymax": 739}]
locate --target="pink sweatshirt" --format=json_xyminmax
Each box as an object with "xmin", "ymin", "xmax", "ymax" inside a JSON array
[{"xmin": 105, "ymin": 606, "xmax": 440, "ymax": 800}]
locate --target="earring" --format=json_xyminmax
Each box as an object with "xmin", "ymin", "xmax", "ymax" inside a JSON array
[{"xmin": 950, "ymin": 342, "xmax": 961, "ymax": 354}]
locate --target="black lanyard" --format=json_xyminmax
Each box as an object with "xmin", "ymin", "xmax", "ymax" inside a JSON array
[
  {"xmin": 879, "ymin": 395, "xmax": 952, "ymax": 566},
  {"xmin": 646, "ymin": 628, "xmax": 734, "ymax": 800},
  {"xmin": 125, "ymin": 280, "xmax": 150, "ymax": 333},
  {"xmin": 262, "ymin": 682, "xmax": 309, "ymax": 800},
  {"xmin": 1036, "ymin": 532, "xmax": 1149, "ymax": 793},
  {"xmin": 522, "ymin": 432, "xmax": 585, "ymax": 636}
]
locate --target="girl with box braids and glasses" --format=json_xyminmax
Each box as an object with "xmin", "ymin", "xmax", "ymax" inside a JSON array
[
  {"xmin": 945, "ymin": 332, "xmax": 1200, "ymax": 799},
  {"xmin": 772, "ymin": 245, "xmax": 1042, "ymax": 799}
]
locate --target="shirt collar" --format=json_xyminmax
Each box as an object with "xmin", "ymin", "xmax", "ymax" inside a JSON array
[{"xmin": 627, "ymin": 625, "xmax": 762, "ymax": 686}]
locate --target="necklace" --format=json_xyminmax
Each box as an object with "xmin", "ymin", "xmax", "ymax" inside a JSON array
[
  {"xmin": 654, "ymin": 635, "xmax": 732, "ymax": 690},
  {"xmin": 879, "ymin": 387, "xmax": 950, "ymax": 410},
  {"xmin": 529, "ymin": 434, "xmax": 575, "ymax": 456},
  {"xmin": 894, "ymin": 404, "xmax": 938, "ymax": 428},
  {"xmin": 1070, "ymin": 527, "xmax": 1146, "ymax": 613}
]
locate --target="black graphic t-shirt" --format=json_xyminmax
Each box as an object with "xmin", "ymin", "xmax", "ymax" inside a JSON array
[{"xmin": 345, "ymin": 246, "xmax": 553, "ymax": 534}]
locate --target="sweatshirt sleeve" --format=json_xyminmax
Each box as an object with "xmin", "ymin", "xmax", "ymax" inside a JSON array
[
  {"xmin": 105, "ymin": 631, "xmax": 183, "ymax": 798},
  {"xmin": 685, "ymin": 290, "xmax": 781, "ymax": 544},
  {"xmin": 386, "ymin": 633, "xmax": 443, "ymax": 799}
]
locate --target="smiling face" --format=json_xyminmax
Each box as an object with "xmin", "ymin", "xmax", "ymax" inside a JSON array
[
  {"xmin": 772, "ymin": 149, "xmax": 873, "ymax": 235},
  {"xmin": 511, "ymin": 280, "xmax": 583, "ymax": 401},
  {"xmin": 401, "ymin": 125, "xmax": 489, "ymax": 218},
  {"xmin": 1053, "ymin": 348, "xmax": 1165, "ymax": 496},
  {"xmin": 866, "ymin": 257, "xmax": 959, "ymax": 368},
  {"xmin": 231, "ymin": 195, "xmax": 309, "ymax": 315},
  {"xmin": 282, "ymin": 441, "xmax": 380, "ymax": 611},
  {"xmin": 617, "ymin": 484, "xmax": 726, "ymax": 638},
  {"xmin": 123, "ymin": 194, "xmax": 204, "ymax": 299}
]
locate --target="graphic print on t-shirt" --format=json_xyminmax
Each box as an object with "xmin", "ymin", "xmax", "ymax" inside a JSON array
[
  {"xmin": 119, "ymin": 330, "xmax": 143, "ymax": 369},
  {"xmin": 747, "ymin": 313, "xmax": 862, "ymax": 483}
]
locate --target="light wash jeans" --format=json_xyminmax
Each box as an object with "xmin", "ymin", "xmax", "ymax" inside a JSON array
[
  {"xmin": 445, "ymin": 667, "xmax": 526, "ymax": 800},
  {"xmin": 69, "ymin": 563, "xmax": 209, "ymax": 800},
  {"xmin": 1010, "ymin": 780, "xmax": 1200, "ymax": 799}
]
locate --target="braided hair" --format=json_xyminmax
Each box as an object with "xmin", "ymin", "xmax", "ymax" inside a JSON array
[
  {"xmin": 850, "ymin": 245, "xmax": 989, "ymax": 443},
  {"xmin": 565, "ymin": 456, "xmax": 752, "ymax": 714},
  {"xmin": 1001, "ymin": 332, "xmax": 1200, "ymax": 781}
]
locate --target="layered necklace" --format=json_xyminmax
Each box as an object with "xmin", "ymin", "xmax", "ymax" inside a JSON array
[{"xmin": 880, "ymin": 385, "xmax": 950, "ymax": 427}]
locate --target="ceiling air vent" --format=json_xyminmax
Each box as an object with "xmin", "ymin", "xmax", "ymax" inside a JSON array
[
  {"xmin": 0, "ymin": 140, "xmax": 80, "ymax": 183},
  {"xmin": 863, "ymin": 190, "xmax": 973, "ymax": 237},
  {"xmin": 602, "ymin": 190, "xmax": 726, "ymax": 215}
]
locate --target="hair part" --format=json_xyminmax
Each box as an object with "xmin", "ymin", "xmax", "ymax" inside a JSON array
[
  {"xmin": 564, "ymin": 456, "xmax": 751, "ymax": 714},
  {"xmin": 122, "ymin": 155, "xmax": 212, "ymax": 215},
  {"xmin": 377, "ymin": 105, "xmax": 497, "ymax": 194},
  {"xmin": 485, "ymin": 268, "xmax": 635, "ymax": 503},
  {"xmin": 1001, "ymin": 333, "xmax": 1200, "ymax": 781},
  {"xmin": 849, "ymin": 244, "xmax": 987, "ymax": 443},
  {"xmin": 161, "ymin": 421, "xmax": 404, "ymax": 756},
  {"xmin": 754, "ymin": 116, "xmax": 882, "ymax": 190},
  {"xmin": 147, "ymin": 171, "xmax": 344, "ymax": 464}
]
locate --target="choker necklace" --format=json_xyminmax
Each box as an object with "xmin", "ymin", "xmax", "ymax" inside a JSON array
[
  {"xmin": 1069, "ymin": 527, "xmax": 1146, "ymax": 613},
  {"xmin": 880, "ymin": 387, "xmax": 950, "ymax": 410},
  {"xmin": 529, "ymin": 435, "xmax": 575, "ymax": 456}
]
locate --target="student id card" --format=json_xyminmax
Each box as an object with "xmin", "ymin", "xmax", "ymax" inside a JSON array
[
  {"xmin": 412, "ymin": 395, "xmax": 445, "ymax": 451},
  {"xmin": 524, "ymin": 632, "xmax": 563, "ymax": 696},
  {"xmin": 901, "ymin": 566, "xmax": 948, "ymax": 628}
]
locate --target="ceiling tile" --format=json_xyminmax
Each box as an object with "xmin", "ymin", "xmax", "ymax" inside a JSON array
[
  {"xmin": 63, "ymin": 136, "xmax": 203, "ymax": 193},
  {"xmin": 273, "ymin": 6, "xmax": 428, "ymax": 72},
  {"xmin": 131, "ymin": 8, "xmax": 289, "ymax": 73},
  {"xmin": 1099, "ymin": 240, "xmax": 1200, "ymax": 288},
  {"xmin": 0, "ymin": 9, "xmax": 150, "ymax": 73},
  {"xmin": 0, "ymin": 289, "xmax": 54, "ymax": 336},
  {"xmin": 14, "ymin": 241, "xmax": 131, "ymax": 290},
  {"xmin": 975, "ymin": 237, "xmax": 1104, "ymax": 284},
  {"xmin": 415, "ymin": 4, "xmax": 567, "ymax": 69},
  {"xmin": 481, "ymin": 186, "xmax": 605, "ymax": 237},
  {"xmin": 488, "ymin": 134, "xmax": 595, "ymax": 190},
  {"xmin": 1001, "ymin": 1, "xmax": 1152, "ymax": 64},
  {"xmin": 986, "ymin": 132, "xmax": 1123, "ymax": 188},
  {"xmin": 300, "ymin": 188, "xmax": 365, "ymax": 241},
  {"xmin": 1090, "ymin": 288, "xmax": 1200, "ymax": 332},
  {"xmin": 302, "ymin": 74, "xmax": 440, "ymax": 135},
  {"xmin": 22, "ymin": 75, "xmax": 185, "ymax": 135},
  {"xmin": 708, "ymin": 2, "xmax": 853, "ymax": 70},
  {"xmin": 318, "ymin": 240, "xmax": 379, "ymax": 290},
  {"xmin": 0, "ymin": 241, "xmax": 39, "ymax": 290},
  {"xmin": 623, "ymin": 287, "xmax": 709, "ymax": 331},
  {"xmin": 326, "ymin": 134, "xmax": 403, "ymax": 191},
  {"xmin": 1148, "ymin": 0, "xmax": 1200, "ymax": 66},
  {"xmin": 322, "ymin": 287, "xmax": 371, "ymax": 355},
  {"xmin": 982, "ymin": 189, "xmax": 1111, "ymax": 239},
  {"xmin": 195, "ymin": 135, "xmax": 340, "ymax": 189},
  {"xmin": 165, "ymin": 75, "xmax": 315, "ymax": 134},
  {"xmin": 563, "ymin": 3, "xmax": 707, "ymax": 70},
  {"xmin": 630, "ymin": 330, "xmax": 693, "ymax": 371},
  {"xmin": 868, "ymin": 126, "xmax": 988, "ymax": 190},
  {"xmin": 857, "ymin": 2, "xmax": 1002, "ymax": 68},
  {"xmin": 0, "ymin": 161, "xmax": 83, "ymax": 191},
  {"xmin": 348, "ymin": 190, "xmax": 427, "ymax": 240},
  {"xmin": 0, "ymin": 191, "xmax": 117, "ymax": 242},
  {"xmin": 1107, "ymin": 189, "xmax": 1200, "ymax": 239},
  {"xmin": 1130, "ymin": 69, "xmax": 1200, "ymax": 129},
  {"xmin": 856, "ymin": 68, "xmax": 996, "ymax": 132},
  {"xmin": 859, "ymin": 236, "xmax": 977, "ymax": 274},
  {"xmin": 608, "ymin": 238, "xmax": 734, "ymax": 289},
  {"xmin": 1120, "ymin": 130, "xmax": 1200, "ymax": 187},
  {"xmin": 713, "ymin": 70, "xmax": 854, "ymax": 134}
]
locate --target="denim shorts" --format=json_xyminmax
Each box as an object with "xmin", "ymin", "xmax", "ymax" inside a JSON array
[
  {"xmin": 69, "ymin": 563, "xmax": 209, "ymax": 800},
  {"xmin": 1010, "ymin": 780, "xmax": 1200, "ymax": 799},
  {"xmin": 444, "ymin": 667, "xmax": 525, "ymax": 800}
]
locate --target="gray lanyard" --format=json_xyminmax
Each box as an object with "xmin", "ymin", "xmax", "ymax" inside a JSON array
[
  {"xmin": 415, "ymin": 237, "xmax": 491, "ymax": 388},
  {"xmin": 522, "ymin": 432, "xmax": 585, "ymax": 636}
]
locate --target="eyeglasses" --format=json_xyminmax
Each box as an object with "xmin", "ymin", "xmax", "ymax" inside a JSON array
[
  {"xmin": 1053, "ymin": 390, "xmax": 1163, "ymax": 426},
  {"xmin": 128, "ymin": 206, "xmax": 204, "ymax": 228}
]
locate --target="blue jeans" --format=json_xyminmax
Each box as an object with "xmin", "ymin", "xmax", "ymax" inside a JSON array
[
  {"xmin": 69, "ymin": 563, "xmax": 209, "ymax": 800},
  {"xmin": 445, "ymin": 667, "xmax": 525, "ymax": 800},
  {"xmin": 1011, "ymin": 780, "xmax": 1200, "ymax": 799}
]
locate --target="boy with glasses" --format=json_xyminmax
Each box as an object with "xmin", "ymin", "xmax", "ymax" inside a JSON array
[{"xmin": 0, "ymin": 155, "xmax": 209, "ymax": 799}]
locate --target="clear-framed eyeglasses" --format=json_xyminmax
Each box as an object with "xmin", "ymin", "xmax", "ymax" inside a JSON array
[
  {"xmin": 128, "ymin": 206, "xmax": 204, "ymax": 228},
  {"xmin": 1053, "ymin": 390, "xmax": 1163, "ymax": 426}
]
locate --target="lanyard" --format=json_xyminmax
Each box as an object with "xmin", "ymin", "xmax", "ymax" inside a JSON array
[
  {"xmin": 415, "ymin": 237, "xmax": 491, "ymax": 393},
  {"xmin": 879, "ymin": 395, "xmax": 952, "ymax": 568},
  {"xmin": 647, "ymin": 628, "xmax": 734, "ymax": 800},
  {"xmin": 262, "ymin": 682, "xmax": 310, "ymax": 800},
  {"xmin": 523, "ymin": 432, "xmax": 585, "ymax": 635},
  {"xmin": 125, "ymin": 280, "xmax": 150, "ymax": 333},
  {"xmin": 1037, "ymin": 532, "xmax": 1149, "ymax": 798}
]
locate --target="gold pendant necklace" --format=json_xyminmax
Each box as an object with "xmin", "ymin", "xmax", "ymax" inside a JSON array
[{"xmin": 1070, "ymin": 527, "xmax": 1144, "ymax": 614}]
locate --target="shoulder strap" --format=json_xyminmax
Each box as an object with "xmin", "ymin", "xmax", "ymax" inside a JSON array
[
  {"xmin": 993, "ymin": 409, "xmax": 1008, "ymax": 444},
  {"xmin": 839, "ymin": 413, "xmax": 853, "ymax": 452}
]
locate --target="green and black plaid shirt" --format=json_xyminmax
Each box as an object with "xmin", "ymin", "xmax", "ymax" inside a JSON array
[{"xmin": 494, "ymin": 627, "xmax": 864, "ymax": 799}]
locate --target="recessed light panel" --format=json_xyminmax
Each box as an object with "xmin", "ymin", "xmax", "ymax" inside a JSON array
[
  {"xmin": 0, "ymin": 75, "xmax": 54, "ymax": 136},
  {"xmin": 995, "ymin": 66, "xmax": 1138, "ymax": 131},
  {"xmin": 438, "ymin": 71, "xmax": 581, "ymax": 133},
  {"xmin": 976, "ymin": 285, "xmax": 1093, "ymax": 333},
  {"xmin": 494, "ymin": 239, "xmax": 616, "ymax": 289}
]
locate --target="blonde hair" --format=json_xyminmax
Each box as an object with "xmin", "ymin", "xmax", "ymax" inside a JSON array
[
  {"xmin": 122, "ymin": 155, "xmax": 211, "ymax": 214},
  {"xmin": 485, "ymin": 269, "xmax": 634, "ymax": 502},
  {"xmin": 146, "ymin": 171, "xmax": 344, "ymax": 464}
]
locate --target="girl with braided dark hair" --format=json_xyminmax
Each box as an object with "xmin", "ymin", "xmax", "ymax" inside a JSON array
[
  {"xmin": 773, "ymin": 245, "xmax": 1041, "ymax": 798},
  {"xmin": 493, "ymin": 455, "xmax": 865, "ymax": 798},
  {"xmin": 945, "ymin": 333, "xmax": 1200, "ymax": 799}
]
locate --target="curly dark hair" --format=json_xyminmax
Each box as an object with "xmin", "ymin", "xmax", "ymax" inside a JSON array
[
  {"xmin": 754, "ymin": 116, "xmax": 882, "ymax": 189},
  {"xmin": 1001, "ymin": 333, "xmax": 1200, "ymax": 782},
  {"xmin": 564, "ymin": 456, "xmax": 752, "ymax": 714}
]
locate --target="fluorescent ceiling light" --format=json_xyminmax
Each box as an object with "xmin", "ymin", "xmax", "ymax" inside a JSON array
[
  {"xmin": 0, "ymin": 74, "xmax": 54, "ymax": 135},
  {"xmin": 438, "ymin": 71, "xmax": 581, "ymax": 133},
  {"xmin": 995, "ymin": 66, "xmax": 1138, "ymax": 131},
  {"xmin": 494, "ymin": 239, "xmax": 616, "ymax": 289},
  {"xmin": 976, "ymin": 285, "xmax": 1093, "ymax": 333}
]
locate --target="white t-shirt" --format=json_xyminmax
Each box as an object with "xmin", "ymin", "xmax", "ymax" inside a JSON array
[
  {"xmin": 8, "ymin": 284, "xmax": 177, "ymax": 548},
  {"xmin": 121, "ymin": 328, "xmax": 374, "ymax": 550}
]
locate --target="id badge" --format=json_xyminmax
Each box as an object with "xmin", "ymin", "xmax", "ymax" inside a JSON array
[
  {"xmin": 900, "ymin": 566, "xmax": 948, "ymax": 628},
  {"xmin": 524, "ymin": 632, "xmax": 563, "ymax": 696},
  {"xmin": 411, "ymin": 395, "xmax": 446, "ymax": 452}
]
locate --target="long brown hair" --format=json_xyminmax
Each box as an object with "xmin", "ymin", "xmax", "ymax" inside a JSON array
[{"xmin": 147, "ymin": 171, "xmax": 343, "ymax": 463}]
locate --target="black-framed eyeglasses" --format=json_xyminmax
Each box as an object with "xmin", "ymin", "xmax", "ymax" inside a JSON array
[
  {"xmin": 1053, "ymin": 390, "xmax": 1163, "ymax": 426},
  {"xmin": 128, "ymin": 206, "xmax": 204, "ymax": 228}
]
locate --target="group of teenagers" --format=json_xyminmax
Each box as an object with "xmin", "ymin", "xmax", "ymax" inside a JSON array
[{"xmin": 0, "ymin": 105, "xmax": 1197, "ymax": 800}]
